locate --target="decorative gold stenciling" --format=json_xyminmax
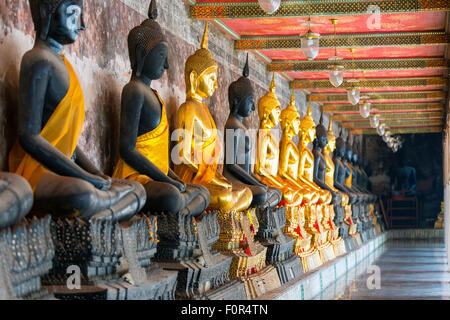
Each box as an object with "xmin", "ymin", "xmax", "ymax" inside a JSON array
[
  {"xmin": 269, "ymin": 58, "xmax": 448, "ymax": 72},
  {"xmin": 350, "ymin": 127, "xmax": 443, "ymax": 135},
  {"xmin": 291, "ymin": 77, "xmax": 448, "ymax": 90},
  {"xmin": 236, "ymin": 33, "xmax": 450, "ymax": 50},
  {"xmin": 323, "ymin": 103, "xmax": 444, "ymax": 113},
  {"xmin": 191, "ymin": 0, "xmax": 450, "ymax": 19},
  {"xmin": 310, "ymin": 91, "xmax": 446, "ymax": 102}
]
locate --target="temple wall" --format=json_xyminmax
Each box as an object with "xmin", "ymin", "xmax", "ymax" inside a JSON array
[{"xmin": 0, "ymin": 0, "xmax": 346, "ymax": 174}]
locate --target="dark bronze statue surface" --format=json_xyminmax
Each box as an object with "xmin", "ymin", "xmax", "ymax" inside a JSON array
[
  {"xmin": 113, "ymin": 1, "xmax": 209, "ymax": 217},
  {"xmin": 333, "ymin": 135, "xmax": 358, "ymax": 204},
  {"xmin": 223, "ymin": 56, "xmax": 281, "ymax": 209},
  {"xmin": 0, "ymin": 172, "xmax": 33, "ymax": 229},
  {"xmin": 10, "ymin": 0, "xmax": 145, "ymax": 222},
  {"xmin": 312, "ymin": 120, "xmax": 341, "ymax": 205}
]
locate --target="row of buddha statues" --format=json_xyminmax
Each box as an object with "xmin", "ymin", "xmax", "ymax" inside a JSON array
[{"xmin": 0, "ymin": 0, "xmax": 383, "ymax": 300}]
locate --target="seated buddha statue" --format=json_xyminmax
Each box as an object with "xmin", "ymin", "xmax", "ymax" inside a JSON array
[
  {"xmin": 0, "ymin": 172, "xmax": 33, "ymax": 230},
  {"xmin": 174, "ymin": 23, "xmax": 252, "ymax": 214},
  {"xmin": 297, "ymin": 104, "xmax": 334, "ymax": 261},
  {"xmin": 254, "ymin": 76, "xmax": 303, "ymax": 240},
  {"xmin": 112, "ymin": 1, "xmax": 209, "ymax": 218},
  {"xmin": 9, "ymin": 0, "xmax": 145, "ymax": 222},
  {"xmin": 223, "ymin": 55, "xmax": 281, "ymax": 209}
]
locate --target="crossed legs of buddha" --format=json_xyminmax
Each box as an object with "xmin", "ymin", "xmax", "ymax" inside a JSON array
[
  {"xmin": 143, "ymin": 181, "xmax": 210, "ymax": 217},
  {"xmin": 33, "ymin": 172, "xmax": 146, "ymax": 222},
  {"xmin": 0, "ymin": 172, "xmax": 33, "ymax": 229}
]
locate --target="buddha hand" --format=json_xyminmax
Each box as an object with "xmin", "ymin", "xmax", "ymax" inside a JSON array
[{"xmin": 89, "ymin": 173, "xmax": 112, "ymax": 191}]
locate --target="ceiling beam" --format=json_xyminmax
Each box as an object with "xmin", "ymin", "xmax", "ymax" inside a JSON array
[
  {"xmin": 332, "ymin": 111, "xmax": 444, "ymax": 121},
  {"xmin": 341, "ymin": 119, "xmax": 444, "ymax": 129},
  {"xmin": 291, "ymin": 77, "xmax": 448, "ymax": 90},
  {"xmin": 268, "ymin": 58, "xmax": 448, "ymax": 72},
  {"xmin": 310, "ymin": 91, "xmax": 446, "ymax": 103},
  {"xmin": 350, "ymin": 127, "xmax": 443, "ymax": 135},
  {"xmin": 191, "ymin": 1, "xmax": 450, "ymax": 20},
  {"xmin": 323, "ymin": 103, "xmax": 444, "ymax": 113},
  {"xmin": 236, "ymin": 32, "xmax": 449, "ymax": 51}
]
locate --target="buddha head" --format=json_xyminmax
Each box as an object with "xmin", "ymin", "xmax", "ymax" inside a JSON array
[
  {"xmin": 299, "ymin": 104, "xmax": 316, "ymax": 145},
  {"xmin": 325, "ymin": 120, "xmax": 336, "ymax": 154},
  {"xmin": 30, "ymin": 0, "xmax": 85, "ymax": 43},
  {"xmin": 352, "ymin": 146, "xmax": 359, "ymax": 165},
  {"xmin": 128, "ymin": 0, "xmax": 168, "ymax": 79},
  {"xmin": 280, "ymin": 91, "xmax": 301, "ymax": 138},
  {"xmin": 228, "ymin": 54, "xmax": 255, "ymax": 119},
  {"xmin": 314, "ymin": 113, "xmax": 328, "ymax": 149},
  {"xmin": 258, "ymin": 73, "xmax": 281, "ymax": 129},
  {"xmin": 335, "ymin": 129, "xmax": 346, "ymax": 159},
  {"xmin": 185, "ymin": 23, "xmax": 218, "ymax": 100},
  {"xmin": 345, "ymin": 136, "xmax": 353, "ymax": 162}
]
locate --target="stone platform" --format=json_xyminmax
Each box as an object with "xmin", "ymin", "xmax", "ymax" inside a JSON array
[{"xmin": 257, "ymin": 232, "xmax": 388, "ymax": 300}]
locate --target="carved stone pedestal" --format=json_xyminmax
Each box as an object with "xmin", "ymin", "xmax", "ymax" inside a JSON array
[
  {"xmin": 213, "ymin": 209, "xmax": 282, "ymax": 299},
  {"xmin": 255, "ymin": 206, "xmax": 302, "ymax": 284},
  {"xmin": 298, "ymin": 249, "xmax": 322, "ymax": 273},
  {"xmin": 43, "ymin": 215, "xmax": 177, "ymax": 300},
  {"xmin": 154, "ymin": 211, "xmax": 240, "ymax": 300},
  {"xmin": 0, "ymin": 217, "xmax": 54, "ymax": 299}
]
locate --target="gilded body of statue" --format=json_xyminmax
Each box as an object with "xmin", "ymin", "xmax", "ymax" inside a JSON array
[
  {"xmin": 9, "ymin": 0, "xmax": 145, "ymax": 222},
  {"xmin": 174, "ymin": 24, "xmax": 252, "ymax": 213},
  {"xmin": 297, "ymin": 105, "xmax": 334, "ymax": 262}
]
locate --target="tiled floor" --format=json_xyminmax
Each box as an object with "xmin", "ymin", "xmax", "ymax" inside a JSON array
[{"xmin": 320, "ymin": 240, "xmax": 450, "ymax": 300}]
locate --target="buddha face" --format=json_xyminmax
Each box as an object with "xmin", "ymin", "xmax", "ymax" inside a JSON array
[
  {"xmin": 237, "ymin": 94, "xmax": 255, "ymax": 118},
  {"xmin": 142, "ymin": 41, "xmax": 169, "ymax": 80},
  {"xmin": 195, "ymin": 67, "xmax": 218, "ymax": 99},
  {"xmin": 49, "ymin": 1, "xmax": 85, "ymax": 44},
  {"xmin": 268, "ymin": 105, "xmax": 281, "ymax": 128},
  {"xmin": 303, "ymin": 125, "xmax": 316, "ymax": 144},
  {"xmin": 327, "ymin": 136, "xmax": 336, "ymax": 152},
  {"xmin": 291, "ymin": 117, "xmax": 301, "ymax": 136}
]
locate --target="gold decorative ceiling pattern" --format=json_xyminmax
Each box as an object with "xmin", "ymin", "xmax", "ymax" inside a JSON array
[{"xmin": 185, "ymin": 0, "xmax": 450, "ymax": 134}]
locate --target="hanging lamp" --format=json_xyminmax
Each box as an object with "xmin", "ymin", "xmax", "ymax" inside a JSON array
[
  {"xmin": 370, "ymin": 114, "xmax": 380, "ymax": 128},
  {"xmin": 347, "ymin": 48, "xmax": 360, "ymax": 105},
  {"xmin": 328, "ymin": 19, "xmax": 344, "ymax": 87},
  {"xmin": 301, "ymin": 3, "xmax": 320, "ymax": 61},
  {"xmin": 258, "ymin": 0, "xmax": 281, "ymax": 14}
]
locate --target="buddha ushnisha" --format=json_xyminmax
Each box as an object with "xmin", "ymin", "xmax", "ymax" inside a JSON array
[
  {"xmin": 113, "ymin": 0, "xmax": 210, "ymax": 217},
  {"xmin": 9, "ymin": 0, "xmax": 145, "ymax": 222},
  {"xmin": 174, "ymin": 23, "xmax": 252, "ymax": 213}
]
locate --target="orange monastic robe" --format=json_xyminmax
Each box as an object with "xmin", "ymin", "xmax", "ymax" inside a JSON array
[
  {"xmin": 9, "ymin": 56, "xmax": 85, "ymax": 191},
  {"xmin": 112, "ymin": 90, "xmax": 169, "ymax": 184}
]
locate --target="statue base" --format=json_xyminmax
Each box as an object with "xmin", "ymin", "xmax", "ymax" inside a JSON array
[
  {"xmin": 241, "ymin": 265, "xmax": 281, "ymax": 300},
  {"xmin": 44, "ymin": 215, "xmax": 178, "ymax": 300},
  {"xmin": 0, "ymin": 216, "xmax": 54, "ymax": 299},
  {"xmin": 298, "ymin": 249, "xmax": 322, "ymax": 273},
  {"xmin": 331, "ymin": 238, "xmax": 346, "ymax": 257},
  {"xmin": 352, "ymin": 232, "xmax": 363, "ymax": 247},
  {"xmin": 273, "ymin": 254, "xmax": 303, "ymax": 285},
  {"xmin": 158, "ymin": 252, "xmax": 234, "ymax": 300},
  {"xmin": 255, "ymin": 206, "xmax": 296, "ymax": 264},
  {"xmin": 360, "ymin": 230, "xmax": 370, "ymax": 243},
  {"xmin": 48, "ymin": 267, "xmax": 178, "ymax": 300},
  {"xmin": 155, "ymin": 211, "xmax": 219, "ymax": 261},
  {"xmin": 202, "ymin": 279, "xmax": 247, "ymax": 300},
  {"xmin": 317, "ymin": 242, "xmax": 336, "ymax": 263}
]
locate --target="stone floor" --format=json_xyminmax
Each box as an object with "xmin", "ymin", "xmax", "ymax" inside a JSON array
[{"xmin": 318, "ymin": 239, "xmax": 450, "ymax": 300}]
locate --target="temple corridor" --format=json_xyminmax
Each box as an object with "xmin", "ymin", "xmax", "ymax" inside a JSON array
[{"xmin": 320, "ymin": 237, "xmax": 449, "ymax": 300}]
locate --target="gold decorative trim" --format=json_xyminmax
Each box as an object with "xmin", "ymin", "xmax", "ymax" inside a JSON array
[
  {"xmin": 311, "ymin": 91, "xmax": 446, "ymax": 102},
  {"xmin": 350, "ymin": 127, "xmax": 443, "ymax": 135},
  {"xmin": 324, "ymin": 103, "xmax": 444, "ymax": 113}
]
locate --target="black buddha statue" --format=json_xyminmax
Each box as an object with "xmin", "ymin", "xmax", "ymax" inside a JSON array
[
  {"xmin": 10, "ymin": 0, "xmax": 146, "ymax": 222},
  {"xmin": 113, "ymin": 0, "xmax": 210, "ymax": 217},
  {"xmin": 223, "ymin": 55, "xmax": 282, "ymax": 209},
  {"xmin": 333, "ymin": 133, "xmax": 358, "ymax": 203},
  {"xmin": 0, "ymin": 172, "xmax": 33, "ymax": 229},
  {"xmin": 312, "ymin": 115, "xmax": 342, "ymax": 206}
]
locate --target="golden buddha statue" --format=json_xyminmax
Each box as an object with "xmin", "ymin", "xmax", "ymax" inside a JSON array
[
  {"xmin": 174, "ymin": 23, "xmax": 252, "ymax": 214},
  {"xmin": 297, "ymin": 104, "xmax": 334, "ymax": 262},
  {"xmin": 254, "ymin": 76, "xmax": 303, "ymax": 240},
  {"xmin": 175, "ymin": 24, "xmax": 276, "ymax": 296}
]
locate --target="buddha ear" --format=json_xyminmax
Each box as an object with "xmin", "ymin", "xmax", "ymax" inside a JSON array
[
  {"xmin": 39, "ymin": 4, "xmax": 51, "ymax": 41},
  {"xmin": 233, "ymin": 96, "xmax": 241, "ymax": 113},
  {"xmin": 135, "ymin": 44, "xmax": 147, "ymax": 77}
]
